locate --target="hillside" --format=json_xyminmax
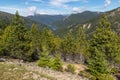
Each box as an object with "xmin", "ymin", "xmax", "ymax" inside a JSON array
[
  {"xmin": 54, "ymin": 7, "xmax": 120, "ymax": 37},
  {"xmin": 27, "ymin": 14, "xmax": 65, "ymax": 29},
  {"xmin": 54, "ymin": 11, "xmax": 102, "ymax": 29},
  {"xmin": 0, "ymin": 59, "xmax": 87, "ymax": 80},
  {"xmin": 0, "ymin": 11, "xmax": 47, "ymax": 30},
  {"xmin": 53, "ymin": 11, "xmax": 102, "ymax": 36}
]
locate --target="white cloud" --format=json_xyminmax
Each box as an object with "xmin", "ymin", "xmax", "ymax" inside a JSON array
[
  {"xmin": 49, "ymin": 0, "xmax": 79, "ymax": 7},
  {"xmin": 24, "ymin": 6, "xmax": 37, "ymax": 16},
  {"xmin": 0, "ymin": 6, "xmax": 23, "ymax": 15},
  {"xmin": 72, "ymin": 7, "xmax": 81, "ymax": 13},
  {"xmin": 37, "ymin": 10, "xmax": 47, "ymax": 14},
  {"xmin": 104, "ymin": 0, "xmax": 111, "ymax": 7}
]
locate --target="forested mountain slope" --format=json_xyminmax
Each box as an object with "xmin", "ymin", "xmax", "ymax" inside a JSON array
[
  {"xmin": 55, "ymin": 7, "xmax": 120, "ymax": 37},
  {"xmin": 0, "ymin": 11, "xmax": 47, "ymax": 30}
]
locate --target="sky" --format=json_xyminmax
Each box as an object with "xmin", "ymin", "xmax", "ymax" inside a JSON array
[{"xmin": 0, "ymin": 0, "xmax": 120, "ymax": 16}]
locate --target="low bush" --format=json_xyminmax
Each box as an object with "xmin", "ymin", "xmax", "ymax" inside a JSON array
[
  {"xmin": 66, "ymin": 64, "xmax": 76, "ymax": 74},
  {"xmin": 96, "ymin": 74, "xmax": 114, "ymax": 80}
]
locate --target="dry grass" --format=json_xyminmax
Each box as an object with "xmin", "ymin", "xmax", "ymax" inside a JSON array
[
  {"xmin": 0, "ymin": 62, "xmax": 56, "ymax": 80},
  {"xmin": 62, "ymin": 62, "xmax": 87, "ymax": 74}
]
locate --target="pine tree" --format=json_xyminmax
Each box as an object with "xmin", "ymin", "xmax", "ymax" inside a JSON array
[
  {"xmin": 37, "ymin": 45, "xmax": 51, "ymax": 67},
  {"xmin": 27, "ymin": 23, "xmax": 40, "ymax": 61},
  {"xmin": 90, "ymin": 14, "xmax": 120, "ymax": 64},
  {"xmin": 1, "ymin": 11, "xmax": 28, "ymax": 59},
  {"xmin": 51, "ymin": 54, "xmax": 63, "ymax": 71},
  {"xmin": 41, "ymin": 28, "xmax": 55, "ymax": 53},
  {"xmin": 88, "ymin": 47, "xmax": 109, "ymax": 76},
  {"xmin": 75, "ymin": 27, "xmax": 88, "ymax": 54},
  {"xmin": 61, "ymin": 30, "xmax": 75, "ymax": 61},
  {"xmin": 88, "ymin": 14, "xmax": 120, "ymax": 77},
  {"xmin": 72, "ymin": 27, "xmax": 88, "ymax": 62},
  {"xmin": 11, "ymin": 11, "xmax": 24, "ymax": 26},
  {"xmin": 0, "ymin": 26, "xmax": 16, "ymax": 56}
]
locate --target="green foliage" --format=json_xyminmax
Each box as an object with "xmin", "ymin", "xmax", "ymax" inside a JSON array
[
  {"xmin": 79, "ymin": 70, "xmax": 93, "ymax": 79},
  {"xmin": 41, "ymin": 28, "xmax": 60, "ymax": 54},
  {"xmin": 66, "ymin": 64, "xmax": 76, "ymax": 74},
  {"xmin": 0, "ymin": 11, "xmax": 29, "ymax": 60},
  {"xmin": 51, "ymin": 54, "xmax": 63, "ymax": 71},
  {"xmin": 26, "ymin": 23, "xmax": 40, "ymax": 61},
  {"xmin": 61, "ymin": 27, "xmax": 88, "ymax": 62},
  {"xmin": 11, "ymin": 11, "xmax": 24, "ymax": 26},
  {"xmin": 96, "ymin": 74, "xmax": 114, "ymax": 80},
  {"xmin": 88, "ymin": 48, "xmax": 110, "ymax": 76},
  {"xmin": 74, "ymin": 27, "xmax": 88, "ymax": 55},
  {"xmin": 88, "ymin": 14, "xmax": 120, "ymax": 79},
  {"xmin": 37, "ymin": 45, "xmax": 51, "ymax": 67},
  {"xmin": 61, "ymin": 30, "xmax": 74, "ymax": 54},
  {"xmin": 37, "ymin": 44, "xmax": 63, "ymax": 71},
  {"xmin": 90, "ymin": 14, "xmax": 120, "ymax": 64}
]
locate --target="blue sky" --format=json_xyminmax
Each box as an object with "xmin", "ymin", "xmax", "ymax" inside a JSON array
[{"xmin": 0, "ymin": 0, "xmax": 120, "ymax": 16}]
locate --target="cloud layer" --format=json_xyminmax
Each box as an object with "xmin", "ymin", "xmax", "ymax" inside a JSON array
[
  {"xmin": 0, "ymin": 0, "xmax": 120, "ymax": 16},
  {"xmin": 104, "ymin": 0, "xmax": 111, "ymax": 7}
]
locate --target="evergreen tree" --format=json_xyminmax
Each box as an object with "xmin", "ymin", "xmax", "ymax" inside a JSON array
[
  {"xmin": 1, "ymin": 11, "xmax": 28, "ymax": 60},
  {"xmin": 88, "ymin": 14, "xmax": 120, "ymax": 77},
  {"xmin": 11, "ymin": 11, "xmax": 24, "ymax": 26},
  {"xmin": 61, "ymin": 30, "xmax": 75, "ymax": 61},
  {"xmin": 72, "ymin": 27, "xmax": 88, "ymax": 62},
  {"xmin": 75, "ymin": 27, "xmax": 88, "ymax": 54},
  {"xmin": 51, "ymin": 54, "xmax": 63, "ymax": 71},
  {"xmin": 0, "ymin": 26, "xmax": 16, "ymax": 56},
  {"xmin": 41, "ymin": 28, "xmax": 56, "ymax": 54},
  {"xmin": 88, "ymin": 47, "xmax": 110, "ymax": 76},
  {"xmin": 37, "ymin": 45, "xmax": 51, "ymax": 67},
  {"xmin": 90, "ymin": 14, "xmax": 120, "ymax": 64},
  {"xmin": 27, "ymin": 23, "xmax": 40, "ymax": 61}
]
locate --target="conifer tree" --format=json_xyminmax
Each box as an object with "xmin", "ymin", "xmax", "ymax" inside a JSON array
[
  {"xmin": 88, "ymin": 14, "xmax": 120, "ymax": 76},
  {"xmin": 51, "ymin": 54, "xmax": 63, "ymax": 71},
  {"xmin": 88, "ymin": 47, "xmax": 110, "ymax": 76},
  {"xmin": 61, "ymin": 30, "xmax": 75, "ymax": 61},
  {"xmin": 11, "ymin": 11, "xmax": 24, "ymax": 26},
  {"xmin": 72, "ymin": 27, "xmax": 88, "ymax": 62},
  {"xmin": 41, "ymin": 28, "xmax": 56, "ymax": 53},
  {"xmin": 27, "ymin": 23, "xmax": 40, "ymax": 61},
  {"xmin": 1, "ymin": 11, "xmax": 28, "ymax": 59},
  {"xmin": 37, "ymin": 45, "xmax": 51, "ymax": 67},
  {"xmin": 75, "ymin": 27, "xmax": 88, "ymax": 54},
  {"xmin": 90, "ymin": 14, "xmax": 120, "ymax": 64}
]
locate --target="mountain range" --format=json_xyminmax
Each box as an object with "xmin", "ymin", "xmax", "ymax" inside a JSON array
[
  {"xmin": 0, "ymin": 11, "xmax": 47, "ymax": 30},
  {"xmin": 0, "ymin": 7, "xmax": 120, "ymax": 37},
  {"xmin": 27, "ymin": 14, "xmax": 65, "ymax": 29}
]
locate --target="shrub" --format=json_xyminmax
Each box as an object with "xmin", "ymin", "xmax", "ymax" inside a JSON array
[
  {"xmin": 79, "ymin": 70, "xmax": 93, "ymax": 79},
  {"xmin": 51, "ymin": 54, "xmax": 63, "ymax": 71},
  {"xmin": 66, "ymin": 64, "xmax": 76, "ymax": 74},
  {"xmin": 96, "ymin": 74, "xmax": 114, "ymax": 80},
  {"xmin": 37, "ymin": 45, "xmax": 51, "ymax": 68}
]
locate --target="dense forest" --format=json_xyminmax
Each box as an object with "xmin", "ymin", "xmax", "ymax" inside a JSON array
[{"xmin": 0, "ymin": 11, "xmax": 120, "ymax": 80}]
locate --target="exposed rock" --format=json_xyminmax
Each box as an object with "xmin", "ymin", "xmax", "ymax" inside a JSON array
[
  {"xmin": 0, "ymin": 58, "xmax": 6, "ymax": 62},
  {"xmin": 114, "ymin": 73, "xmax": 120, "ymax": 80}
]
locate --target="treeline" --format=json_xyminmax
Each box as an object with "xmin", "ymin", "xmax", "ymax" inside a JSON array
[
  {"xmin": 0, "ymin": 11, "xmax": 120, "ymax": 79},
  {"xmin": 0, "ymin": 11, "xmax": 88, "ymax": 63}
]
